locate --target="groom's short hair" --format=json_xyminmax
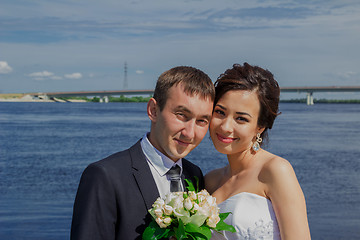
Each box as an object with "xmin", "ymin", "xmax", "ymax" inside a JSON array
[{"xmin": 153, "ymin": 66, "xmax": 215, "ymax": 111}]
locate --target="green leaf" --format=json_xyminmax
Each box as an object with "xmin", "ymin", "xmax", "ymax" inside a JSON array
[
  {"xmin": 219, "ymin": 212, "xmax": 231, "ymax": 221},
  {"xmin": 186, "ymin": 235, "xmax": 197, "ymax": 240},
  {"xmin": 187, "ymin": 232, "xmax": 207, "ymax": 240},
  {"xmin": 175, "ymin": 219, "xmax": 187, "ymax": 240},
  {"xmin": 185, "ymin": 179, "xmax": 195, "ymax": 192},
  {"xmin": 194, "ymin": 176, "xmax": 199, "ymax": 192},
  {"xmin": 185, "ymin": 176, "xmax": 200, "ymax": 193},
  {"xmin": 214, "ymin": 212, "xmax": 236, "ymax": 233},
  {"xmin": 199, "ymin": 225, "xmax": 212, "ymax": 239},
  {"xmin": 156, "ymin": 228, "xmax": 172, "ymax": 239},
  {"xmin": 185, "ymin": 223, "xmax": 211, "ymax": 239},
  {"xmin": 142, "ymin": 220, "xmax": 172, "ymax": 240},
  {"xmin": 214, "ymin": 219, "xmax": 236, "ymax": 233},
  {"xmin": 142, "ymin": 225, "xmax": 157, "ymax": 240}
]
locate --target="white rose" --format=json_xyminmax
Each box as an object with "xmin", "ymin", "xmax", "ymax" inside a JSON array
[
  {"xmin": 153, "ymin": 198, "xmax": 165, "ymax": 208},
  {"xmin": 172, "ymin": 195, "xmax": 184, "ymax": 210},
  {"xmin": 210, "ymin": 205, "xmax": 219, "ymax": 214},
  {"xmin": 155, "ymin": 217, "xmax": 167, "ymax": 228},
  {"xmin": 199, "ymin": 189, "xmax": 210, "ymax": 196},
  {"xmin": 154, "ymin": 208, "xmax": 163, "ymax": 218},
  {"xmin": 184, "ymin": 197, "xmax": 193, "ymax": 211},
  {"xmin": 163, "ymin": 216, "xmax": 172, "ymax": 226},
  {"xmin": 206, "ymin": 214, "xmax": 220, "ymax": 228},
  {"xmin": 188, "ymin": 191, "xmax": 197, "ymax": 201},
  {"xmin": 192, "ymin": 202, "xmax": 199, "ymax": 212},
  {"xmin": 163, "ymin": 205, "xmax": 173, "ymax": 215},
  {"xmin": 197, "ymin": 190, "xmax": 209, "ymax": 202},
  {"xmin": 197, "ymin": 204, "xmax": 211, "ymax": 218},
  {"xmin": 205, "ymin": 195, "xmax": 217, "ymax": 206},
  {"xmin": 165, "ymin": 192, "xmax": 183, "ymax": 208}
]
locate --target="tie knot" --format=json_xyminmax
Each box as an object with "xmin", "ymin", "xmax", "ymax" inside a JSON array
[{"xmin": 167, "ymin": 165, "xmax": 181, "ymax": 180}]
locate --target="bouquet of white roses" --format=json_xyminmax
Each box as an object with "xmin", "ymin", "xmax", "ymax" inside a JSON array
[{"xmin": 142, "ymin": 178, "xmax": 235, "ymax": 240}]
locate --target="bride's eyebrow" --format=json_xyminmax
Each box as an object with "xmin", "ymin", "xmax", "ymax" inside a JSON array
[
  {"xmin": 216, "ymin": 104, "xmax": 252, "ymax": 118},
  {"xmin": 236, "ymin": 112, "xmax": 252, "ymax": 118},
  {"xmin": 215, "ymin": 104, "xmax": 226, "ymax": 110}
]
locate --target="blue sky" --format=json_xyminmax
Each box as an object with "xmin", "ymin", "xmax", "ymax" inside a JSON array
[{"xmin": 1, "ymin": 0, "xmax": 360, "ymax": 99}]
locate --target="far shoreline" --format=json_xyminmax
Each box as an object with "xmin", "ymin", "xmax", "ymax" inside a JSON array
[{"xmin": 0, "ymin": 93, "xmax": 359, "ymax": 103}]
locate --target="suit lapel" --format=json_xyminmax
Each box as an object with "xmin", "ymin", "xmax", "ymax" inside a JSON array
[
  {"xmin": 129, "ymin": 140, "xmax": 160, "ymax": 210},
  {"xmin": 182, "ymin": 160, "xmax": 204, "ymax": 191},
  {"xmin": 182, "ymin": 162, "xmax": 192, "ymax": 191}
]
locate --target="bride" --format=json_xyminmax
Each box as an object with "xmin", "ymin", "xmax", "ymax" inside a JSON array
[{"xmin": 206, "ymin": 63, "xmax": 311, "ymax": 240}]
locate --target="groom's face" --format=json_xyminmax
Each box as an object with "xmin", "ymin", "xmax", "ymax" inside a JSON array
[{"xmin": 148, "ymin": 83, "xmax": 213, "ymax": 161}]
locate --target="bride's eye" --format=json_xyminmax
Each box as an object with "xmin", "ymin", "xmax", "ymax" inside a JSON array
[
  {"xmin": 236, "ymin": 116, "xmax": 249, "ymax": 122},
  {"xmin": 214, "ymin": 109, "xmax": 225, "ymax": 116}
]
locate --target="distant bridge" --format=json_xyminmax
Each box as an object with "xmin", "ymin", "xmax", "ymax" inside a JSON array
[
  {"xmin": 31, "ymin": 86, "xmax": 360, "ymax": 104},
  {"xmin": 280, "ymin": 86, "xmax": 360, "ymax": 105}
]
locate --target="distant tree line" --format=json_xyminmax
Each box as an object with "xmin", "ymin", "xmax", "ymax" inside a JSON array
[{"xmin": 60, "ymin": 95, "xmax": 152, "ymax": 102}]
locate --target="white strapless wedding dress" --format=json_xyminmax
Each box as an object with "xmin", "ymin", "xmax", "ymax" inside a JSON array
[{"xmin": 212, "ymin": 192, "xmax": 281, "ymax": 240}]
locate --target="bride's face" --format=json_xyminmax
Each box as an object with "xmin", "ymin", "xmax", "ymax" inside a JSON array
[{"xmin": 210, "ymin": 90, "xmax": 263, "ymax": 155}]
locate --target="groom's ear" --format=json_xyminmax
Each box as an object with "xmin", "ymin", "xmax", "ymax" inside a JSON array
[{"xmin": 147, "ymin": 98, "xmax": 159, "ymax": 122}]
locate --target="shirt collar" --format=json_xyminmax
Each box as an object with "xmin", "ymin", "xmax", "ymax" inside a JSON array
[{"xmin": 140, "ymin": 133, "xmax": 183, "ymax": 177}]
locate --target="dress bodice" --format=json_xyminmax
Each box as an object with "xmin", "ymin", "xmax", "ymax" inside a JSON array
[{"xmin": 212, "ymin": 192, "xmax": 281, "ymax": 240}]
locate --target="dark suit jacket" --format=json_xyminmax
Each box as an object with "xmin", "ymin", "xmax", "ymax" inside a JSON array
[{"xmin": 71, "ymin": 140, "xmax": 204, "ymax": 240}]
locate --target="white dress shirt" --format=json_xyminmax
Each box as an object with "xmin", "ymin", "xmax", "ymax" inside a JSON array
[{"xmin": 140, "ymin": 133, "xmax": 183, "ymax": 199}]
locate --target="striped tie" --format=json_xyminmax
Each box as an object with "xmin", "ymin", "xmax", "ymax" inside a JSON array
[{"xmin": 167, "ymin": 165, "xmax": 182, "ymax": 192}]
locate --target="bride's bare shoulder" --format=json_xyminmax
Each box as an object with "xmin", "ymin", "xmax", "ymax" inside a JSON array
[
  {"xmin": 204, "ymin": 166, "xmax": 226, "ymax": 194},
  {"xmin": 259, "ymin": 151, "xmax": 297, "ymax": 186}
]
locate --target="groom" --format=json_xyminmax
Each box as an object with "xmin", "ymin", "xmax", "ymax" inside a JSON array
[{"xmin": 70, "ymin": 66, "xmax": 215, "ymax": 240}]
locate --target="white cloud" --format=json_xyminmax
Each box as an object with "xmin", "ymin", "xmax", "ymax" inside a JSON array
[
  {"xmin": 28, "ymin": 71, "xmax": 54, "ymax": 77},
  {"xmin": 64, "ymin": 72, "xmax": 82, "ymax": 79},
  {"xmin": 0, "ymin": 61, "xmax": 13, "ymax": 74},
  {"xmin": 28, "ymin": 70, "xmax": 63, "ymax": 81},
  {"xmin": 136, "ymin": 70, "xmax": 144, "ymax": 74}
]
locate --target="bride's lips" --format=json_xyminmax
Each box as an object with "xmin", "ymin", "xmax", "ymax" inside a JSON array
[{"xmin": 216, "ymin": 133, "xmax": 236, "ymax": 143}]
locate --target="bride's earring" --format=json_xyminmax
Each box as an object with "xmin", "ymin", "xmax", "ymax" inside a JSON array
[{"xmin": 252, "ymin": 133, "xmax": 262, "ymax": 152}]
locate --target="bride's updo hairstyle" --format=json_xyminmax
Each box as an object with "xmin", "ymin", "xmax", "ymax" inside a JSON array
[{"xmin": 214, "ymin": 62, "xmax": 280, "ymax": 145}]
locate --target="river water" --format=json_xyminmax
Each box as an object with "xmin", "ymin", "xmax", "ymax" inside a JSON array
[{"xmin": 0, "ymin": 102, "xmax": 359, "ymax": 239}]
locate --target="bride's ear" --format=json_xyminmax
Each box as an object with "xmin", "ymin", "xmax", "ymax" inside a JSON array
[
  {"xmin": 257, "ymin": 126, "xmax": 265, "ymax": 135},
  {"xmin": 147, "ymin": 98, "xmax": 158, "ymax": 122}
]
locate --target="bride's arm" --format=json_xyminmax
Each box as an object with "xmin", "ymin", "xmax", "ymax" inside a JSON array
[{"xmin": 263, "ymin": 157, "xmax": 311, "ymax": 240}]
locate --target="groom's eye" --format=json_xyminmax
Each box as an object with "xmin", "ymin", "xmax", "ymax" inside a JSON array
[
  {"xmin": 175, "ymin": 112, "xmax": 188, "ymax": 121},
  {"xmin": 196, "ymin": 119, "xmax": 209, "ymax": 127}
]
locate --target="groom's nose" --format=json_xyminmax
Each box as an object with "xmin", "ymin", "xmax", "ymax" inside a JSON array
[{"xmin": 181, "ymin": 120, "xmax": 196, "ymax": 140}]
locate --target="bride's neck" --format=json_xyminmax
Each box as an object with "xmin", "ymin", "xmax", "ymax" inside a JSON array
[{"xmin": 227, "ymin": 149, "xmax": 256, "ymax": 176}]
